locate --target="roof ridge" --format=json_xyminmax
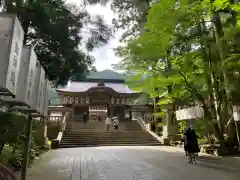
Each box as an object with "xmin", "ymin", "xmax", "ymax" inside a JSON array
[{"xmin": 57, "ymin": 81, "xmax": 135, "ymax": 94}]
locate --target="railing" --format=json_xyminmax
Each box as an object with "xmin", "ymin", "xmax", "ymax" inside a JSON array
[
  {"xmin": 51, "ymin": 114, "xmax": 67, "ymax": 149},
  {"xmin": 135, "ymin": 117, "xmax": 162, "ymax": 143},
  {"xmin": 61, "ymin": 115, "xmax": 67, "ymax": 131}
]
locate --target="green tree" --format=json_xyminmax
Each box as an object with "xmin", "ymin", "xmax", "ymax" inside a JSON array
[
  {"xmin": 86, "ymin": 0, "xmax": 151, "ymax": 41},
  {"xmin": 116, "ymin": 0, "xmax": 240, "ymax": 148}
]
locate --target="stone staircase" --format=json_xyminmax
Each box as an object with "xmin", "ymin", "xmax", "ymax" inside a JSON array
[{"xmin": 60, "ymin": 120, "xmax": 161, "ymax": 148}]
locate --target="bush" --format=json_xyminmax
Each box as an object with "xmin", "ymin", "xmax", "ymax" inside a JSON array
[
  {"xmin": 0, "ymin": 111, "xmax": 49, "ymax": 170},
  {"xmin": 198, "ymin": 138, "xmax": 208, "ymax": 145},
  {"xmin": 156, "ymin": 122, "xmax": 163, "ymax": 132}
]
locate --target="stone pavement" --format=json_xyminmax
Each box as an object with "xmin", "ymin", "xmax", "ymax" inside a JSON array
[{"xmin": 18, "ymin": 146, "xmax": 240, "ymax": 180}]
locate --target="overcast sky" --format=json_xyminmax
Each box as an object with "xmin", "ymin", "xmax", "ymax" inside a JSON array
[{"xmin": 66, "ymin": 0, "xmax": 121, "ymax": 71}]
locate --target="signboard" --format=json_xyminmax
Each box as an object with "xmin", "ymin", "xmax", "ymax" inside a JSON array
[
  {"xmin": 25, "ymin": 48, "xmax": 37, "ymax": 106},
  {"xmin": 31, "ymin": 61, "xmax": 43, "ymax": 113},
  {"xmin": 4, "ymin": 46, "xmax": 36, "ymax": 106},
  {"xmin": 176, "ymin": 106, "xmax": 204, "ymax": 120},
  {"xmin": 0, "ymin": 14, "xmax": 24, "ymax": 95},
  {"xmin": 89, "ymin": 106, "xmax": 107, "ymax": 112},
  {"xmin": 43, "ymin": 79, "xmax": 49, "ymax": 117},
  {"xmin": 36, "ymin": 66, "xmax": 45, "ymax": 114},
  {"xmin": 37, "ymin": 77, "xmax": 47, "ymax": 115},
  {"xmin": 62, "ymin": 95, "xmax": 88, "ymax": 105}
]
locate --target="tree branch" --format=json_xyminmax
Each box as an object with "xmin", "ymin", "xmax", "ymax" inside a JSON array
[{"xmin": 179, "ymin": 72, "xmax": 212, "ymax": 118}]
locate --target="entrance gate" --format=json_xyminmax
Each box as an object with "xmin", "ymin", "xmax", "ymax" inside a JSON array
[{"xmin": 89, "ymin": 106, "xmax": 107, "ymax": 121}]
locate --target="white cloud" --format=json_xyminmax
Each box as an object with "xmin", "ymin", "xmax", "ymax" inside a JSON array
[{"xmin": 66, "ymin": 0, "xmax": 122, "ymax": 71}]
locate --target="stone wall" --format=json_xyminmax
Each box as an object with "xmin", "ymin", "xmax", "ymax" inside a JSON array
[{"xmin": 47, "ymin": 121, "xmax": 61, "ymax": 140}]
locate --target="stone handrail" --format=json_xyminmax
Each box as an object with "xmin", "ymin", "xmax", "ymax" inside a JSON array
[
  {"xmin": 56, "ymin": 132, "xmax": 63, "ymax": 141},
  {"xmin": 135, "ymin": 117, "xmax": 163, "ymax": 144},
  {"xmin": 51, "ymin": 115, "xmax": 67, "ymax": 149},
  {"xmin": 61, "ymin": 115, "xmax": 67, "ymax": 131}
]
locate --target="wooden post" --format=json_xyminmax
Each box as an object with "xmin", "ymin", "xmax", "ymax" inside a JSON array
[
  {"xmin": 21, "ymin": 114, "xmax": 33, "ymax": 180},
  {"xmin": 129, "ymin": 106, "xmax": 132, "ymax": 121},
  {"xmin": 43, "ymin": 117, "xmax": 48, "ymax": 145},
  {"xmin": 234, "ymin": 121, "xmax": 240, "ymax": 149}
]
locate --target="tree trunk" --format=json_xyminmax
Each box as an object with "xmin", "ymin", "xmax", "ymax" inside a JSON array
[{"xmin": 211, "ymin": 11, "xmax": 233, "ymax": 148}]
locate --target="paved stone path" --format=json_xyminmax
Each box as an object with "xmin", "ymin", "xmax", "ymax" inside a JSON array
[{"xmin": 20, "ymin": 146, "xmax": 240, "ymax": 180}]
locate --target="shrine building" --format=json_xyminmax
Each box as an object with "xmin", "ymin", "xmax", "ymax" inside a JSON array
[{"xmin": 56, "ymin": 74, "xmax": 140, "ymax": 121}]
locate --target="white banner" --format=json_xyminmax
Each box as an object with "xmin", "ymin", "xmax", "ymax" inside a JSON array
[
  {"xmin": 177, "ymin": 105, "xmax": 240, "ymax": 121},
  {"xmin": 233, "ymin": 106, "xmax": 240, "ymax": 121},
  {"xmin": 176, "ymin": 106, "xmax": 204, "ymax": 120}
]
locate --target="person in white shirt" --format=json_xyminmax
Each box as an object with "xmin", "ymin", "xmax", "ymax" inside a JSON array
[
  {"xmin": 105, "ymin": 116, "xmax": 111, "ymax": 131},
  {"xmin": 113, "ymin": 117, "xmax": 119, "ymax": 132}
]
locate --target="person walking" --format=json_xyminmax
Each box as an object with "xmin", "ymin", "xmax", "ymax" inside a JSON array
[
  {"xmin": 105, "ymin": 116, "xmax": 111, "ymax": 131},
  {"xmin": 113, "ymin": 117, "xmax": 119, "ymax": 132},
  {"xmin": 183, "ymin": 125, "xmax": 200, "ymax": 163},
  {"xmin": 83, "ymin": 112, "xmax": 87, "ymax": 124}
]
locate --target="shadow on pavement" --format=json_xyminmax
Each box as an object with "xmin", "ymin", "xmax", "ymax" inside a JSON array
[{"xmin": 195, "ymin": 156, "xmax": 240, "ymax": 172}]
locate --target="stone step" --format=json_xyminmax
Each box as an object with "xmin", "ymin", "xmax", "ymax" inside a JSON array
[
  {"xmin": 61, "ymin": 137, "xmax": 155, "ymax": 142},
  {"xmin": 62, "ymin": 134, "xmax": 154, "ymax": 138},
  {"xmin": 62, "ymin": 135, "xmax": 153, "ymax": 139},
  {"xmin": 62, "ymin": 136, "xmax": 154, "ymax": 140},
  {"xmin": 61, "ymin": 138, "xmax": 160, "ymax": 142},
  {"xmin": 60, "ymin": 142, "xmax": 160, "ymax": 146},
  {"xmin": 62, "ymin": 134, "xmax": 157, "ymax": 138},
  {"xmin": 63, "ymin": 131, "xmax": 149, "ymax": 134},
  {"xmin": 60, "ymin": 120, "xmax": 161, "ymax": 148},
  {"xmin": 64, "ymin": 131, "xmax": 145, "ymax": 134},
  {"xmin": 65, "ymin": 128, "xmax": 143, "ymax": 131},
  {"xmin": 60, "ymin": 143, "xmax": 162, "ymax": 148}
]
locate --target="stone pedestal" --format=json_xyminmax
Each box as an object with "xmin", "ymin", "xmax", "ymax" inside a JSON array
[
  {"xmin": 35, "ymin": 122, "xmax": 48, "ymax": 145},
  {"xmin": 162, "ymin": 106, "xmax": 178, "ymax": 145}
]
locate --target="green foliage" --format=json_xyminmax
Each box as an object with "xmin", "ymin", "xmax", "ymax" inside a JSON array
[
  {"xmin": 153, "ymin": 111, "xmax": 165, "ymax": 118},
  {"xmin": 192, "ymin": 119, "xmax": 207, "ymax": 139},
  {"xmin": 178, "ymin": 121, "xmax": 187, "ymax": 135},
  {"xmin": 85, "ymin": 0, "xmax": 152, "ymax": 41},
  {"xmin": 177, "ymin": 120, "xmax": 207, "ymax": 140},
  {"xmin": 133, "ymin": 93, "xmax": 151, "ymax": 105},
  {"xmin": 115, "ymin": 0, "xmax": 240, "ymax": 147},
  {"xmin": 0, "ymin": 111, "xmax": 47, "ymax": 170}
]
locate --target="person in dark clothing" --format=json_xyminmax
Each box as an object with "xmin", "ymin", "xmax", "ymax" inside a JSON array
[
  {"xmin": 83, "ymin": 112, "xmax": 87, "ymax": 124},
  {"xmin": 183, "ymin": 126, "xmax": 200, "ymax": 163}
]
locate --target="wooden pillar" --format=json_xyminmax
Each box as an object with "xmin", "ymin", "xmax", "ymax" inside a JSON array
[
  {"xmin": 108, "ymin": 104, "xmax": 113, "ymax": 118},
  {"xmin": 110, "ymin": 97, "xmax": 114, "ymax": 118},
  {"xmin": 72, "ymin": 105, "xmax": 75, "ymax": 121},
  {"xmin": 43, "ymin": 117, "xmax": 49, "ymax": 145},
  {"xmin": 129, "ymin": 106, "xmax": 132, "ymax": 121}
]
